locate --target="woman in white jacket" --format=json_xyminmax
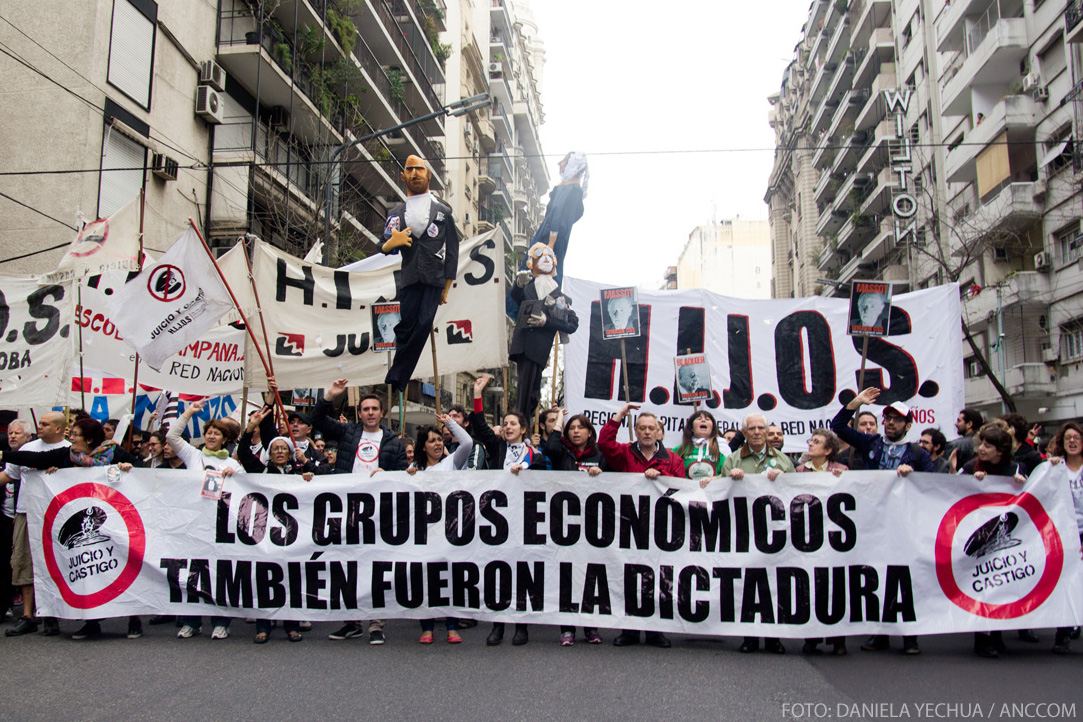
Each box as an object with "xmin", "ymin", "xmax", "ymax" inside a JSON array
[
  {"xmin": 407, "ymin": 414, "xmax": 473, "ymax": 643},
  {"xmin": 165, "ymin": 400, "xmax": 242, "ymax": 640}
]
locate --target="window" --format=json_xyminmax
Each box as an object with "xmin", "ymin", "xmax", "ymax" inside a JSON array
[
  {"xmin": 1054, "ymin": 222, "xmax": 1083, "ymax": 265},
  {"xmin": 1039, "ymin": 35, "xmax": 1066, "ymax": 81},
  {"xmin": 964, "ymin": 356, "xmax": 982, "ymax": 379},
  {"xmin": 1042, "ymin": 126, "xmax": 1074, "ymax": 176},
  {"xmin": 107, "ymin": 0, "xmax": 157, "ymax": 109},
  {"xmin": 1063, "ymin": 321, "xmax": 1083, "ymax": 361},
  {"xmin": 98, "ymin": 100, "xmax": 148, "ymax": 217}
]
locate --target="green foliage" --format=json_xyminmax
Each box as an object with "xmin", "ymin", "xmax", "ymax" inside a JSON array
[
  {"xmin": 385, "ymin": 68, "xmax": 406, "ymax": 102},
  {"xmin": 325, "ymin": 8, "xmax": 356, "ymax": 55},
  {"xmin": 296, "ymin": 24, "xmax": 325, "ymax": 57},
  {"xmin": 274, "ymin": 42, "xmax": 292, "ymax": 73},
  {"xmin": 433, "ymin": 41, "xmax": 452, "ymax": 68}
]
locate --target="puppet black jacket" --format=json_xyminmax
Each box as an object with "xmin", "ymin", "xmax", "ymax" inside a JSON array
[{"xmin": 382, "ymin": 197, "xmax": 459, "ymax": 288}]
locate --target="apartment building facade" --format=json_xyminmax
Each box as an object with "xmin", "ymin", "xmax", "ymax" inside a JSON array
[
  {"xmin": 675, "ymin": 220, "xmax": 772, "ymax": 299},
  {"xmin": 767, "ymin": 0, "xmax": 1083, "ymax": 424}
]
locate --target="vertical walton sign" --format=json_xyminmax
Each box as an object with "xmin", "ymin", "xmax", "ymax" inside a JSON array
[{"xmin": 884, "ymin": 89, "xmax": 918, "ymax": 245}]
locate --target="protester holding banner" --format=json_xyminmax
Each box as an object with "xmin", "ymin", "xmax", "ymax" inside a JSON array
[
  {"xmin": 1, "ymin": 419, "xmax": 32, "ymax": 625},
  {"xmin": 406, "ymin": 413, "xmax": 473, "ymax": 644},
  {"xmin": 831, "ymin": 389, "xmax": 929, "ymax": 655},
  {"xmin": 314, "ymin": 379, "xmax": 405, "ymax": 644},
  {"xmin": 796, "ymin": 428, "xmax": 848, "ymax": 656},
  {"xmin": 238, "ymin": 408, "xmax": 317, "ymax": 480},
  {"xmin": 671, "ymin": 411, "xmax": 725, "ymax": 482},
  {"xmin": 543, "ymin": 408, "xmax": 605, "ymax": 646},
  {"xmin": 958, "ymin": 424, "xmax": 1027, "ymax": 659},
  {"xmin": 711, "ymin": 413, "xmax": 795, "ymax": 654},
  {"xmin": 469, "ymin": 376, "xmax": 544, "ymax": 646},
  {"xmin": 165, "ymin": 401, "xmax": 241, "ymax": 640},
  {"xmin": 598, "ymin": 402, "xmax": 683, "ymax": 649},
  {"xmin": 0, "ymin": 417, "xmax": 143, "ymax": 640},
  {"xmin": 1048, "ymin": 421, "xmax": 1083, "ymax": 654}
]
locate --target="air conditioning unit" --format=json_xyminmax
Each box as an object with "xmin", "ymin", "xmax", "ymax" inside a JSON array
[
  {"xmin": 270, "ymin": 106, "xmax": 290, "ymax": 132},
  {"xmin": 195, "ymin": 86, "xmax": 224, "ymax": 124},
  {"xmin": 1033, "ymin": 86, "xmax": 1050, "ymax": 102},
  {"xmin": 1022, "ymin": 72, "xmax": 1042, "ymax": 92},
  {"xmin": 1034, "ymin": 250, "xmax": 1053, "ymax": 271},
  {"xmin": 199, "ymin": 60, "xmax": 226, "ymax": 92},
  {"xmin": 489, "ymin": 62, "xmax": 502, "ymax": 74},
  {"xmin": 1042, "ymin": 346, "xmax": 1060, "ymax": 363},
  {"xmin": 150, "ymin": 153, "xmax": 179, "ymax": 182}
]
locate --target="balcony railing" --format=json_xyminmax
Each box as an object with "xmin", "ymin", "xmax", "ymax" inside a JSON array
[
  {"xmin": 1069, "ymin": 0, "xmax": 1083, "ymax": 33},
  {"xmin": 374, "ymin": 0, "xmax": 443, "ymax": 108}
]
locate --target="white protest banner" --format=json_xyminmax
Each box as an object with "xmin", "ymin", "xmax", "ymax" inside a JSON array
[
  {"xmin": 41, "ymin": 197, "xmax": 141, "ymax": 284},
  {"xmin": 108, "ymin": 228, "xmax": 235, "ymax": 371},
  {"xmin": 75, "ymin": 271, "xmax": 246, "ymax": 398},
  {"xmin": 243, "ymin": 231, "xmax": 506, "ymax": 389},
  {"xmin": 562, "ymin": 279, "xmax": 964, "ymax": 452},
  {"xmin": 26, "ymin": 464, "xmax": 1083, "ymax": 636},
  {"xmin": 0, "ymin": 275, "xmax": 73, "ymax": 407}
]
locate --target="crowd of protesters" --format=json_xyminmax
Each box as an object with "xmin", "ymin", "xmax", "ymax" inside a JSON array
[{"xmin": 2, "ymin": 378, "xmax": 1080, "ymax": 658}]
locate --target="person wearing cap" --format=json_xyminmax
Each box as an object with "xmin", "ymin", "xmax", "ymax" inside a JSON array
[
  {"xmin": 831, "ymin": 387, "xmax": 931, "ymax": 655},
  {"xmin": 258, "ymin": 407, "xmax": 332, "ymax": 475}
]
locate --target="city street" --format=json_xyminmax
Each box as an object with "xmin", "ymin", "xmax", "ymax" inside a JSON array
[{"xmin": 3, "ymin": 617, "xmax": 1081, "ymax": 721}]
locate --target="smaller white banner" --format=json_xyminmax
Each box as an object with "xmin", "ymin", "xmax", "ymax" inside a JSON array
[
  {"xmin": 0, "ymin": 276, "xmax": 73, "ymax": 407},
  {"xmin": 108, "ymin": 228, "xmax": 235, "ymax": 371},
  {"xmin": 41, "ymin": 197, "xmax": 141, "ymax": 284}
]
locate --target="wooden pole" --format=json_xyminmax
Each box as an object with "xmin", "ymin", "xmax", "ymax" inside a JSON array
[
  {"xmin": 238, "ymin": 236, "xmax": 287, "ymax": 428},
  {"xmin": 429, "ymin": 329, "xmax": 442, "ymax": 417},
  {"xmin": 187, "ymin": 219, "xmax": 288, "ymax": 424},
  {"xmin": 620, "ymin": 339, "xmax": 632, "ymax": 441},
  {"xmin": 857, "ymin": 336, "xmax": 870, "ymax": 391},
  {"xmin": 549, "ymin": 334, "xmax": 559, "ymax": 409},
  {"xmin": 125, "ymin": 188, "xmax": 146, "ymax": 453},
  {"xmin": 502, "ymin": 366, "xmax": 509, "ymax": 421},
  {"xmin": 76, "ymin": 284, "xmax": 87, "ymax": 411}
]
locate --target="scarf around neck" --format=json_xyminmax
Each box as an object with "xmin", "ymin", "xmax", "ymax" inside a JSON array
[{"xmin": 71, "ymin": 442, "xmax": 117, "ymax": 467}]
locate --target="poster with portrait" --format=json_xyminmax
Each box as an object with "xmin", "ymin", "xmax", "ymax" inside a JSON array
[
  {"xmin": 848, "ymin": 281, "xmax": 892, "ymax": 336},
  {"xmin": 372, "ymin": 302, "xmax": 400, "ymax": 352},
  {"xmin": 600, "ymin": 286, "xmax": 639, "ymax": 339},
  {"xmin": 674, "ymin": 353, "xmax": 712, "ymax": 403}
]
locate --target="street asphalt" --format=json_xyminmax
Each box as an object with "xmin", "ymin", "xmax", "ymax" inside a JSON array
[{"xmin": 2, "ymin": 617, "xmax": 1081, "ymax": 721}]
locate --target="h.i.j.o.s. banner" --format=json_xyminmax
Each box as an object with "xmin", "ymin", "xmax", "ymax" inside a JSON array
[{"xmin": 26, "ymin": 464, "xmax": 1082, "ymax": 636}]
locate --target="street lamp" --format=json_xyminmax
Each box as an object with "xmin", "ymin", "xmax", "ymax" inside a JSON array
[{"xmin": 323, "ymin": 93, "xmax": 492, "ymax": 262}]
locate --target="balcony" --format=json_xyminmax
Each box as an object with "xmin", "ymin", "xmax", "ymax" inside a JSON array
[
  {"xmin": 828, "ymin": 89, "xmax": 867, "ymax": 139},
  {"xmin": 361, "ymin": 0, "xmax": 444, "ymax": 111},
  {"xmin": 860, "ymin": 216, "xmax": 899, "ymax": 265},
  {"xmin": 831, "ymin": 129, "xmax": 868, "ymax": 176},
  {"xmin": 963, "ymin": 182, "xmax": 1042, "ymax": 242},
  {"xmin": 849, "ymin": 0, "xmax": 891, "ymax": 49},
  {"xmin": 962, "ymin": 271, "xmax": 1051, "ymax": 327},
  {"xmin": 852, "ymin": 29, "xmax": 894, "ymax": 91},
  {"xmin": 824, "ymin": 16, "xmax": 851, "ymax": 69},
  {"xmin": 812, "ymin": 133, "xmax": 838, "ymax": 170},
  {"xmin": 489, "ymin": 66, "xmax": 513, "ymax": 112},
  {"xmin": 855, "ymin": 70, "xmax": 899, "ymax": 131},
  {"xmin": 941, "ymin": 18, "xmax": 1028, "ymax": 117},
  {"xmin": 816, "ymin": 202, "xmax": 849, "ymax": 238},
  {"xmin": 814, "ymin": 170, "xmax": 842, "ymax": 206},
  {"xmin": 1069, "ymin": 0, "xmax": 1083, "ymax": 43},
  {"xmin": 945, "ymin": 94, "xmax": 1039, "ymax": 184},
  {"xmin": 810, "ymin": 60, "xmax": 838, "ymax": 104},
  {"xmin": 1006, "ymin": 363, "xmax": 1056, "ymax": 398},
  {"xmin": 811, "ymin": 96, "xmax": 840, "ymax": 136},
  {"xmin": 858, "ymin": 167, "xmax": 895, "ymax": 217},
  {"xmin": 825, "ymin": 54, "xmax": 856, "ymax": 107},
  {"xmin": 836, "ymin": 213, "xmax": 878, "ymax": 256},
  {"xmin": 856, "ymin": 119, "xmax": 894, "ymax": 176}
]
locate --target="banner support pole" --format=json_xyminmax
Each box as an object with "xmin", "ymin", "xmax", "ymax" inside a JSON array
[
  {"xmin": 620, "ymin": 338, "xmax": 632, "ymax": 441},
  {"xmin": 237, "ymin": 237, "xmax": 287, "ymax": 427},
  {"xmin": 186, "ymin": 219, "xmax": 287, "ymax": 424},
  {"xmin": 430, "ymin": 329, "xmax": 442, "ymax": 418},
  {"xmin": 857, "ymin": 336, "xmax": 870, "ymax": 391}
]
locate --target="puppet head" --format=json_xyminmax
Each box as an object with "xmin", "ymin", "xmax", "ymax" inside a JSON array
[
  {"xmin": 526, "ymin": 243, "xmax": 558, "ymax": 277},
  {"xmin": 401, "ymin": 155, "xmax": 430, "ymax": 196}
]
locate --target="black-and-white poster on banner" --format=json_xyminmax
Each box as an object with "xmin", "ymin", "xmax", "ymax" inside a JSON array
[
  {"xmin": 600, "ymin": 286, "xmax": 639, "ymax": 339},
  {"xmin": 848, "ymin": 281, "xmax": 892, "ymax": 337},
  {"xmin": 372, "ymin": 302, "xmax": 400, "ymax": 352},
  {"xmin": 674, "ymin": 353, "xmax": 712, "ymax": 403}
]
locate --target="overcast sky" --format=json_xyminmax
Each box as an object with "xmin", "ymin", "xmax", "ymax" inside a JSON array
[{"xmin": 531, "ymin": 0, "xmax": 812, "ymax": 289}]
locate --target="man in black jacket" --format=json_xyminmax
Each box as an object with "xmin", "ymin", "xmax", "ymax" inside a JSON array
[
  {"xmin": 311, "ymin": 379, "xmax": 407, "ymax": 476},
  {"xmin": 380, "ymin": 155, "xmax": 460, "ymax": 393},
  {"xmin": 312, "ymin": 379, "xmax": 407, "ymax": 645}
]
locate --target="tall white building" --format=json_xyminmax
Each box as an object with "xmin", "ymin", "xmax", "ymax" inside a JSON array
[
  {"xmin": 676, "ymin": 220, "xmax": 772, "ymax": 298},
  {"xmin": 768, "ymin": 0, "xmax": 1083, "ymax": 425}
]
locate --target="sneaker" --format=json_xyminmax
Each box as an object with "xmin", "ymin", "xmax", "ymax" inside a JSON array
[
  {"xmin": 40, "ymin": 618, "xmax": 60, "ymax": 636},
  {"xmin": 127, "ymin": 619, "xmax": 143, "ymax": 639},
  {"xmin": 177, "ymin": 625, "xmax": 201, "ymax": 639},
  {"xmin": 4, "ymin": 616, "xmax": 38, "ymax": 637},
  {"xmin": 210, "ymin": 625, "xmax": 229, "ymax": 640},
  {"xmin": 369, "ymin": 630, "xmax": 386, "ymax": 645},
  {"xmin": 559, "ymin": 631, "xmax": 575, "ymax": 647},
  {"xmin": 328, "ymin": 623, "xmax": 364, "ymax": 640},
  {"xmin": 585, "ymin": 630, "xmax": 603, "ymax": 645},
  {"xmin": 71, "ymin": 621, "xmax": 102, "ymax": 640}
]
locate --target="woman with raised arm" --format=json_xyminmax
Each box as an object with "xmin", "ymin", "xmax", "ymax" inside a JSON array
[
  {"xmin": 166, "ymin": 400, "xmax": 241, "ymax": 641},
  {"xmin": 470, "ymin": 375, "xmax": 545, "ymax": 646},
  {"xmin": 1046, "ymin": 421, "xmax": 1083, "ymax": 654},
  {"xmin": 545, "ymin": 408, "xmax": 605, "ymax": 646},
  {"xmin": 407, "ymin": 412, "xmax": 474, "ymax": 644}
]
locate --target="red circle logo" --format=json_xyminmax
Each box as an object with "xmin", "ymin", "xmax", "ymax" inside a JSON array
[
  {"xmin": 935, "ymin": 492, "xmax": 1063, "ymax": 619},
  {"xmin": 147, "ymin": 265, "xmax": 186, "ymax": 302},
  {"xmin": 41, "ymin": 483, "xmax": 145, "ymax": 609},
  {"xmin": 71, "ymin": 218, "xmax": 109, "ymax": 258}
]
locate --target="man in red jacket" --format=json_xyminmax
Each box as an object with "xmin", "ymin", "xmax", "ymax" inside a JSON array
[
  {"xmin": 598, "ymin": 402, "xmax": 683, "ymax": 648},
  {"xmin": 598, "ymin": 403, "xmax": 685, "ymax": 479}
]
